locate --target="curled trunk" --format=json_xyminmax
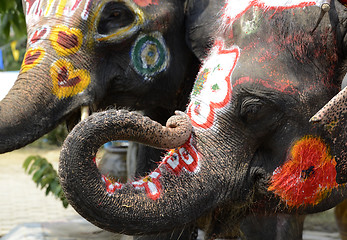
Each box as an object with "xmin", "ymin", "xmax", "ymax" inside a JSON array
[{"xmin": 59, "ymin": 109, "xmax": 226, "ymax": 234}]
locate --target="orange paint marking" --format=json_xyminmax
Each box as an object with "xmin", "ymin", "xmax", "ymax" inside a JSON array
[{"xmin": 268, "ymin": 136, "xmax": 338, "ymax": 207}]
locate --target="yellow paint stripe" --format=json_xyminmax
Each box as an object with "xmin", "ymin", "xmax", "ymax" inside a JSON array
[
  {"xmin": 45, "ymin": 0, "xmax": 55, "ymax": 16},
  {"xmin": 96, "ymin": 9, "xmax": 145, "ymax": 42},
  {"xmin": 56, "ymin": 0, "xmax": 68, "ymax": 17}
]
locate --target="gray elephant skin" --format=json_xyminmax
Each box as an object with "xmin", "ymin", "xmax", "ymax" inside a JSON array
[{"xmin": 59, "ymin": 0, "xmax": 347, "ymax": 239}]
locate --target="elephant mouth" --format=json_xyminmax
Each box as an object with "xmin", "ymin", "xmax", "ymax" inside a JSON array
[{"xmin": 66, "ymin": 106, "xmax": 93, "ymax": 131}]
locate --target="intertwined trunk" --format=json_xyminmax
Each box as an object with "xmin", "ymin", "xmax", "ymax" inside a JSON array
[{"xmin": 59, "ymin": 109, "xmax": 249, "ymax": 234}]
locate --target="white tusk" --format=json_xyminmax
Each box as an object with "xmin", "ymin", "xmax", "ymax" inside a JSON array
[{"xmin": 81, "ymin": 106, "xmax": 89, "ymax": 121}]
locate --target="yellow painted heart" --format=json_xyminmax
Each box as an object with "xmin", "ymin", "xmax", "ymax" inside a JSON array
[
  {"xmin": 50, "ymin": 25, "xmax": 83, "ymax": 56},
  {"xmin": 51, "ymin": 59, "xmax": 90, "ymax": 99},
  {"xmin": 21, "ymin": 47, "xmax": 46, "ymax": 73}
]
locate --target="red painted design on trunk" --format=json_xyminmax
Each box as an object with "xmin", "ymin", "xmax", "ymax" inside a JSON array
[
  {"xmin": 132, "ymin": 170, "xmax": 162, "ymax": 200},
  {"xmin": 30, "ymin": 27, "xmax": 48, "ymax": 45},
  {"xmin": 162, "ymin": 137, "xmax": 200, "ymax": 175},
  {"xmin": 101, "ymin": 136, "xmax": 200, "ymax": 200},
  {"xmin": 268, "ymin": 136, "xmax": 338, "ymax": 207}
]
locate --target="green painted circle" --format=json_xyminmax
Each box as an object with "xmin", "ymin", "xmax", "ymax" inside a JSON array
[{"xmin": 132, "ymin": 34, "xmax": 168, "ymax": 77}]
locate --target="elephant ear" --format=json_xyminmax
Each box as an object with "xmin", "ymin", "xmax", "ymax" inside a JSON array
[{"xmin": 184, "ymin": 0, "xmax": 225, "ymax": 60}]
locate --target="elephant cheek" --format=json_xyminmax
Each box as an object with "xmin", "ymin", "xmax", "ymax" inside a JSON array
[{"xmin": 268, "ymin": 136, "xmax": 338, "ymax": 207}]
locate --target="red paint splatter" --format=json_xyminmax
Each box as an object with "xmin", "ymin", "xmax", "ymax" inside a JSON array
[
  {"xmin": 133, "ymin": 0, "xmax": 159, "ymax": 7},
  {"xmin": 268, "ymin": 136, "xmax": 338, "ymax": 207},
  {"xmin": 233, "ymin": 76, "xmax": 297, "ymax": 94}
]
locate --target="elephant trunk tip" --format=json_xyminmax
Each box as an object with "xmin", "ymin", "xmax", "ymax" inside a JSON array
[{"xmin": 162, "ymin": 110, "xmax": 192, "ymax": 149}]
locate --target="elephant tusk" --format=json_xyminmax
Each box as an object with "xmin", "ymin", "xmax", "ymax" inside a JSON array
[
  {"xmin": 311, "ymin": 0, "xmax": 331, "ymax": 34},
  {"xmin": 81, "ymin": 106, "xmax": 90, "ymax": 121},
  {"xmin": 310, "ymin": 86, "xmax": 347, "ymax": 123}
]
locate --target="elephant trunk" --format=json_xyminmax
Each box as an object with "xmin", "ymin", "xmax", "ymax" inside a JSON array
[
  {"xmin": 0, "ymin": 71, "xmax": 61, "ymax": 153},
  {"xmin": 59, "ymin": 110, "xmax": 223, "ymax": 234}
]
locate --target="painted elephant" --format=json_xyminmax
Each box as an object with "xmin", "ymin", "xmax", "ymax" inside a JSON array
[
  {"xmin": 0, "ymin": 0, "xmax": 301, "ymax": 239},
  {"xmin": 0, "ymin": 0, "xmax": 217, "ymax": 154},
  {"xmin": 58, "ymin": 0, "xmax": 347, "ymax": 239}
]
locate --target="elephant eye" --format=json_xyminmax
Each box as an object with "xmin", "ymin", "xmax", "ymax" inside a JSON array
[
  {"xmin": 240, "ymin": 97, "xmax": 264, "ymax": 123},
  {"xmin": 97, "ymin": 2, "xmax": 135, "ymax": 35}
]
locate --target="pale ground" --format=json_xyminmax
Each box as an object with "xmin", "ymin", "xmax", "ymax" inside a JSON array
[
  {"xmin": 0, "ymin": 146, "xmax": 343, "ymax": 239},
  {"xmin": 0, "ymin": 146, "xmax": 78, "ymax": 236}
]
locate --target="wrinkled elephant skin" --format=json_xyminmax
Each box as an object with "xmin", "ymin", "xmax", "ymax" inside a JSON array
[{"xmin": 59, "ymin": 1, "xmax": 347, "ymax": 239}]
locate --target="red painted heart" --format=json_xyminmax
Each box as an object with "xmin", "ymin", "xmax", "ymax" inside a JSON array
[
  {"xmin": 50, "ymin": 25, "xmax": 83, "ymax": 56},
  {"xmin": 57, "ymin": 31, "xmax": 79, "ymax": 49},
  {"xmin": 57, "ymin": 66, "xmax": 82, "ymax": 87},
  {"xmin": 24, "ymin": 51, "xmax": 42, "ymax": 65},
  {"xmin": 21, "ymin": 47, "xmax": 45, "ymax": 73},
  {"xmin": 30, "ymin": 27, "xmax": 48, "ymax": 44}
]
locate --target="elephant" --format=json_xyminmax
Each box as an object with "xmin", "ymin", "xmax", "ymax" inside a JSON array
[
  {"xmin": 0, "ymin": 0, "xmax": 215, "ymax": 239},
  {"xmin": 58, "ymin": 0, "xmax": 347, "ymax": 239},
  {"xmin": 0, "ymin": 0, "xmax": 218, "ymax": 154},
  {"xmin": 0, "ymin": 0, "xmax": 307, "ymax": 239}
]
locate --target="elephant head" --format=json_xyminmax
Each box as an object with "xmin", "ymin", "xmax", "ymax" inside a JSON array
[
  {"xmin": 59, "ymin": 0, "xmax": 347, "ymax": 238},
  {"xmin": 0, "ymin": 0, "xmax": 225, "ymax": 153}
]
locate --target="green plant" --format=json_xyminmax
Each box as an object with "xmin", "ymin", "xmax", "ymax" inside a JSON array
[
  {"xmin": 23, "ymin": 155, "xmax": 69, "ymax": 208},
  {"xmin": 0, "ymin": 0, "xmax": 26, "ymax": 70}
]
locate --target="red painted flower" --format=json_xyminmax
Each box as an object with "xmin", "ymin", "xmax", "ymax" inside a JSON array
[{"xmin": 268, "ymin": 136, "xmax": 338, "ymax": 207}]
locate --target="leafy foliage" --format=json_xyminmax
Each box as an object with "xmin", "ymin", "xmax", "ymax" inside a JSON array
[
  {"xmin": 23, "ymin": 155, "xmax": 69, "ymax": 208},
  {"xmin": 0, "ymin": 0, "xmax": 26, "ymax": 70},
  {"xmin": 0, "ymin": 0, "xmax": 26, "ymax": 41}
]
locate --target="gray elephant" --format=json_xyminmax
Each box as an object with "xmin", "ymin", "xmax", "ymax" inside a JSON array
[
  {"xmin": 0, "ymin": 0, "xmax": 217, "ymax": 153},
  {"xmin": 59, "ymin": 0, "xmax": 347, "ymax": 239},
  {"xmin": 0, "ymin": 0, "xmax": 303, "ymax": 239},
  {"xmin": 0, "ymin": 0, "xmax": 214, "ymax": 239}
]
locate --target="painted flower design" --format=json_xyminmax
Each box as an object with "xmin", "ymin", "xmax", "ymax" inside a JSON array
[
  {"xmin": 50, "ymin": 59, "xmax": 91, "ymax": 99},
  {"xmin": 187, "ymin": 40, "xmax": 240, "ymax": 129},
  {"xmin": 268, "ymin": 136, "xmax": 338, "ymax": 207}
]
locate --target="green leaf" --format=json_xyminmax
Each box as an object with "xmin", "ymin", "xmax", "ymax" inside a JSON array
[{"xmin": 23, "ymin": 156, "xmax": 38, "ymax": 170}]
